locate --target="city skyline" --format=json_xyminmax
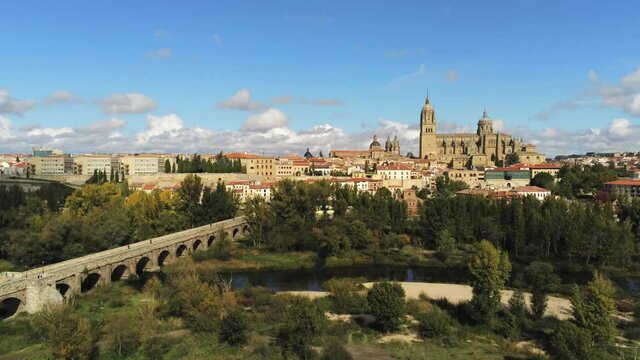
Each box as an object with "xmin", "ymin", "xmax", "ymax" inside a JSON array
[{"xmin": 1, "ymin": 0, "xmax": 640, "ymax": 156}]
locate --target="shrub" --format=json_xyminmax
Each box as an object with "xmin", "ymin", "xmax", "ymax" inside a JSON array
[
  {"xmin": 103, "ymin": 312, "xmax": 141, "ymax": 356},
  {"xmin": 219, "ymin": 310, "xmax": 248, "ymax": 346},
  {"xmin": 31, "ymin": 304, "xmax": 95, "ymax": 360},
  {"xmin": 320, "ymin": 341, "xmax": 353, "ymax": 360},
  {"xmin": 367, "ymin": 281, "xmax": 406, "ymax": 331},
  {"xmin": 417, "ymin": 306, "xmax": 455, "ymax": 338},
  {"xmin": 322, "ymin": 277, "xmax": 368, "ymax": 314},
  {"xmin": 508, "ymin": 288, "xmax": 529, "ymax": 320},
  {"xmin": 545, "ymin": 321, "xmax": 594, "ymax": 360},
  {"xmin": 277, "ymin": 297, "xmax": 326, "ymax": 359}
]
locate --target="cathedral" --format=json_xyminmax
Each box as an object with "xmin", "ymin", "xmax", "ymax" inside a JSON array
[
  {"xmin": 369, "ymin": 134, "xmax": 401, "ymax": 160},
  {"xmin": 418, "ymin": 96, "xmax": 544, "ymax": 167}
]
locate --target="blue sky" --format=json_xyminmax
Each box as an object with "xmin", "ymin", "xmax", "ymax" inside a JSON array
[{"xmin": 1, "ymin": 0, "xmax": 640, "ymax": 156}]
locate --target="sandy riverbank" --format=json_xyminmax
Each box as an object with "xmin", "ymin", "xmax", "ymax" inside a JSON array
[{"xmin": 279, "ymin": 281, "xmax": 573, "ymax": 320}]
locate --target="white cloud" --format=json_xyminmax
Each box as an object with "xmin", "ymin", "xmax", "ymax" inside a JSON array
[
  {"xmin": 588, "ymin": 69, "xmax": 599, "ymax": 82},
  {"xmin": 100, "ymin": 93, "xmax": 157, "ymax": 114},
  {"xmin": 211, "ymin": 33, "xmax": 223, "ymax": 46},
  {"xmin": 136, "ymin": 114, "xmax": 184, "ymax": 143},
  {"xmin": 621, "ymin": 67, "xmax": 640, "ymax": 88},
  {"xmin": 242, "ymin": 108, "xmax": 289, "ymax": 131},
  {"xmin": 45, "ymin": 90, "xmax": 79, "ymax": 104},
  {"xmin": 0, "ymin": 116, "xmax": 12, "ymax": 138},
  {"xmin": 0, "ymin": 89, "xmax": 36, "ymax": 115},
  {"xmin": 26, "ymin": 126, "xmax": 73, "ymax": 137},
  {"xmin": 146, "ymin": 48, "xmax": 172, "ymax": 59},
  {"xmin": 218, "ymin": 89, "xmax": 264, "ymax": 111}
]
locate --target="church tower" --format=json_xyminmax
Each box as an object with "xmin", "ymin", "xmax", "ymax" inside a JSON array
[{"xmin": 419, "ymin": 95, "xmax": 438, "ymax": 159}]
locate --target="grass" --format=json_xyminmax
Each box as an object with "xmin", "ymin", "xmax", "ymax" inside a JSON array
[
  {"xmin": 324, "ymin": 246, "xmax": 463, "ymax": 269},
  {"xmin": 195, "ymin": 248, "xmax": 317, "ymax": 272}
]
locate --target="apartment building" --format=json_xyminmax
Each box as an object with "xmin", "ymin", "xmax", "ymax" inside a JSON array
[{"xmin": 73, "ymin": 154, "xmax": 113, "ymax": 175}]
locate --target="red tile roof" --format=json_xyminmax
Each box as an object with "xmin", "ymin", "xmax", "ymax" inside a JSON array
[{"xmin": 605, "ymin": 180, "xmax": 640, "ymax": 186}]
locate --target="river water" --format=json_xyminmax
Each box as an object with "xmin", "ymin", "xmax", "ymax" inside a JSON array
[{"xmin": 220, "ymin": 265, "xmax": 640, "ymax": 295}]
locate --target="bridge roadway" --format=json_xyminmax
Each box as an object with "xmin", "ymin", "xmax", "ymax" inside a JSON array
[{"xmin": 0, "ymin": 216, "xmax": 248, "ymax": 319}]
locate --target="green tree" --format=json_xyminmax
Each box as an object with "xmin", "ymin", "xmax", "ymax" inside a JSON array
[
  {"xmin": 574, "ymin": 273, "xmax": 618, "ymax": 346},
  {"xmin": 367, "ymin": 281, "xmax": 406, "ymax": 331},
  {"xmin": 277, "ymin": 297, "xmax": 326, "ymax": 359},
  {"xmin": 546, "ymin": 321, "xmax": 595, "ymax": 360},
  {"xmin": 524, "ymin": 261, "xmax": 560, "ymax": 318},
  {"xmin": 31, "ymin": 304, "xmax": 95, "ymax": 360},
  {"xmin": 176, "ymin": 174, "xmax": 205, "ymax": 227},
  {"xmin": 219, "ymin": 309, "xmax": 248, "ymax": 346},
  {"xmin": 164, "ymin": 159, "xmax": 171, "ymax": 173},
  {"xmin": 468, "ymin": 240, "xmax": 511, "ymax": 324},
  {"xmin": 505, "ymin": 153, "xmax": 520, "ymax": 166},
  {"xmin": 508, "ymin": 288, "xmax": 529, "ymax": 320},
  {"xmin": 104, "ymin": 312, "xmax": 141, "ymax": 356},
  {"xmin": 435, "ymin": 228, "xmax": 456, "ymax": 261},
  {"xmin": 531, "ymin": 172, "xmax": 555, "ymax": 190}
]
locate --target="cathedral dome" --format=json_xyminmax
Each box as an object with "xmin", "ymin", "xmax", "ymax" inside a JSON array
[
  {"xmin": 369, "ymin": 135, "xmax": 381, "ymax": 149},
  {"xmin": 478, "ymin": 109, "xmax": 492, "ymax": 125}
]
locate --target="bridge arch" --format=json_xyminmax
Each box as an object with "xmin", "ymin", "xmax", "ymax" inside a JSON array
[
  {"xmin": 158, "ymin": 250, "xmax": 171, "ymax": 267},
  {"xmin": 0, "ymin": 297, "xmax": 22, "ymax": 320},
  {"xmin": 135, "ymin": 257, "xmax": 152, "ymax": 276},
  {"xmin": 207, "ymin": 235, "xmax": 216, "ymax": 247},
  {"xmin": 111, "ymin": 264, "xmax": 129, "ymax": 282},
  {"xmin": 232, "ymin": 227, "xmax": 240, "ymax": 238},
  {"xmin": 242, "ymin": 224, "xmax": 250, "ymax": 235},
  {"xmin": 81, "ymin": 273, "xmax": 101, "ymax": 293},
  {"xmin": 193, "ymin": 239, "xmax": 202, "ymax": 252},
  {"xmin": 176, "ymin": 244, "xmax": 188, "ymax": 257},
  {"xmin": 56, "ymin": 283, "xmax": 71, "ymax": 297}
]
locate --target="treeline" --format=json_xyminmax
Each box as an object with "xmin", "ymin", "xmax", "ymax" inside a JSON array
[
  {"xmin": 533, "ymin": 163, "xmax": 631, "ymax": 198},
  {"xmin": 418, "ymin": 194, "xmax": 638, "ymax": 268},
  {"xmin": 244, "ymin": 179, "xmax": 408, "ymax": 254},
  {"xmin": 167, "ymin": 153, "xmax": 243, "ymax": 173},
  {"xmin": 85, "ymin": 168, "xmax": 125, "ymax": 184},
  {"xmin": 0, "ymin": 175, "xmax": 238, "ymax": 269}
]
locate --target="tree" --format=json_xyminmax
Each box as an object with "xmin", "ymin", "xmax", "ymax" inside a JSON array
[
  {"xmin": 277, "ymin": 297, "xmax": 326, "ymax": 359},
  {"xmin": 171, "ymin": 162, "xmax": 176, "ymax": 173},
  {"xmin": 367, "ymin": 281, "xmax": 406, "ymax": 331},
  {"xmin": 164, "ymin": 159, "xmax": 171, "ymax": 173},
  {"xmin": 508, "ymin": 288, "xmax": 529, "ymax": 320},
  {"xmin": 505, "ymin": 153, "xmax": 520, "ymax": 166},
  {"xmin": 468, "ymin": 240, "xmax": 511, "ymax": 324},
  {"xmin": 524, "ymin": 261, "xmax": 560, "ymax": 318},
  {"xmin": 572, "ymin": 273, "xmax": 618, "ymax": 347},
  {"xmin": 104, "ymin": 312, "xmax": 141, "ymax": 356},
  {"xmin": 176, "ymin": 174, "xmax": 205, "ymax": 227},
  {"xmin": 546, "ymin": 321, "xmax": 596, "ymax": 360},
  {"xmin": 434, "ymin": 228, "xmax": 456, "ymax": 261},
  {"xmin": 244, "ymin": 196, "xmax": 269, "ymax": 248},
  {"xmin": 31, "ymin": 304, "xmax": 95, "ymax": 360},
  {"xmin": 531, "ymin": 172, "xmax": 555, "ymax": 190},
  {"xmin": 219, "ymin": 309, "xmax": 248, "ymax": 346}
]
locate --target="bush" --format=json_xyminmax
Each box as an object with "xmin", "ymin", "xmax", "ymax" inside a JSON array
[
  {"xmin": 320, "ymin": 341, "xmax": 353, "ymax": 360},
  {"xmin": 545, "ymin": 321, "xmax": 594, "ymax": 360},
  {"xmin": 31, "ymin": 304, "xmax": 96, "ymax": 360},
  {"xmin": 219, "ymin": 310, "xmax": 248, "ymax": 346},
  {"xmin": 277, "ymin": 297, "xmax": 326, "ymax": 359},
  {"xmin": 322, "ymin": 277, "xmax": 368, "ymax": 314},
  {"xmin": 417, "ymin": 306, "xmax": 455, "ymax": 338},
  {"xmin": 367, "ymin": 281, "xmax": 406, "ymax": 331},
  {"xmin": 103, "ymin": 312, "xmax": 141, "ymax": 356}
]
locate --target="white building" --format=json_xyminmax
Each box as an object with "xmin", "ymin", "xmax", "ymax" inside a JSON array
[
  {"xmin": 511, "ymin": 186, "xmax": 551, "ymax": 200},
  {"xmin": 377, "ymin": 164, "xmax": 412, "ymax": 180}
]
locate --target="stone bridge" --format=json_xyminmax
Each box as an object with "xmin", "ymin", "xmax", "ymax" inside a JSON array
[{"xmin": 0, "ymin": 216, "xmax": 248, "ymax": 319}]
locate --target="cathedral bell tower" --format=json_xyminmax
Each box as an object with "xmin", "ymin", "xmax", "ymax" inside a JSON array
[{"xmin": 419, "ymin": 95, "xmax": 438, "ymax": 159}]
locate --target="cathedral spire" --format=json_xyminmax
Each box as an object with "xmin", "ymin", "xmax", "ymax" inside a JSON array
[{"xmin": 425, "ymin": 91, "xmax": 430, "ymax": 104}]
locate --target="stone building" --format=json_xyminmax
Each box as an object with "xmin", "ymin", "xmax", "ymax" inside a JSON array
[{"xmin": 418, "ymin": 96, "xmax": 545, "ymax": 167}]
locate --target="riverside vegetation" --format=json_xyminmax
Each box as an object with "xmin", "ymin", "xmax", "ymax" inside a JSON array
[{"xmin": 1, "ymin": 170, "xmax": 640, "ymax": 359}]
